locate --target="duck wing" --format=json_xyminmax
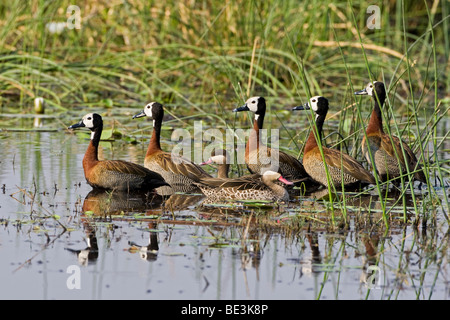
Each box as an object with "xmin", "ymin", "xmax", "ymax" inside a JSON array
[
  {"xmin": 154, "ymin": 152, "xmax": 212, "ymax": 181},
  {"xmin": 195, "ymin": 174, "xmax": 267, "ymax": 191},
  {"xmin": 322, "ymin": 148, "xmax": 375, "ymax": 184},
  {"xmin": 381, "ymin": 134, "xmax": 426, "ymax": 182}
]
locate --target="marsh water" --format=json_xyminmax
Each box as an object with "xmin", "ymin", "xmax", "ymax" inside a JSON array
[{"xmin": 0, "ymin": 111, "xmax": 448, "ymax": 300}]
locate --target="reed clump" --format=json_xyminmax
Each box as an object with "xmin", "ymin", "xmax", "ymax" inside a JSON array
[{"xmin": 0, "ymin": 1, "xmax": 447, "ymax": 109}]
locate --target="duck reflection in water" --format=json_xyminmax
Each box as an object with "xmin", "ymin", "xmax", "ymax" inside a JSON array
[
  {"xmin": 76, "ymin": 189, "xmax": 206, "ymax": 263},
  {"xmin": 128, "ymin": 221, "xmax": 159, "ymax": 262},
  {"xmin": 81, "ymin": 188, "xmax": 164, "ymax": 216},
  {"xmin": 66, "ymin": 223, "xmax": 99, "ymax": 267},
  {"xmin": 66, "ymin": 188, "xmax": 164, "ymax": 265}
]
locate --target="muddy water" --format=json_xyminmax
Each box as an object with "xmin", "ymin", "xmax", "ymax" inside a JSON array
[{"xmin": 0, "ymin": 116, "xmax": 448, "ymax": 300}]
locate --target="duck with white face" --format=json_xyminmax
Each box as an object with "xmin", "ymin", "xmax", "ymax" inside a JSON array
[
  {"xmin": 292, "ymin": 96, "xmax": 375, "ymax": 189},
  {"xmin": 354, "ymin": 81, "xmax": 427, "ymax": 184},
  {"xmin": 68, "ymin": 112, "xmax": 97, "ymax": 140},
  {"xmin": 132, "ymin": 102, "xmax": 157, "ymax": 126},
  {"xmin": 68, "ymin": 113, "xmax": 168, "ymax": 192},
  {"xmin": 233, "ymin": 96, "xmax": 314, "ymax": 188},
  {"xmin": 292, "ymin": 96, "xmax": 328, "ymax": 122},
  {"xmin": 132, "ymin": 101, "xmax": 213, "ymax": 193},
  {"xmin": 233, "ymin": 96, "xmax": 262, "ymax": 119},
  {"xmin": 354, "ymin": 81, "xmax": 384, "ymax": 97}
]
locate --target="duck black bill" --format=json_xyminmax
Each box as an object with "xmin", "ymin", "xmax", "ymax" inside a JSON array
[
  {"xmin": 354, "ymin": 88, "xmax": 368, "ymax": 95},
  {"xmin": 292, "ymin": 102, "xmax": 310, "ymax": 111},
  {"xmin": 233, "ymin": 105, "xmax": 249, "ymax": 112},
  {"xmin": 132, "ymin": 110, "xmax": 146, "ymax": 119},
  {"xmin": 68, "ymin": 120, "xmax": 85, "ymax": 130}
]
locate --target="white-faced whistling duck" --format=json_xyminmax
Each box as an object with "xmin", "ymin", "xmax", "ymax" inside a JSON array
[
  {"xmin": 233, "ymin": 96, "xmax": 311, "ymax": 183},
  {"xmin": 292, "ymin": 96, "xmax": 376, "ymax": 189},
  {"xmin": 132, "ymin": 102, "xmax": 212, "ymax": 192},
  {"xmin": 68, "ymin": 113, "xmax": 168, "ymax": 192},
  {"xmin": 355, "ymin": 81, "xmax": 426, "ymax": 184}
]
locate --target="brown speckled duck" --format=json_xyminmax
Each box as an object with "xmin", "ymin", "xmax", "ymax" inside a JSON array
[
  {"xmin": 133, "ymin": 102, "xmax": 212, "ymax": 192},
  {"xmin": 292, "ymin": 96, "xmax": 375, "ymax": 189},
  {"xmin": 355, "ymin": 81, "xmax": 426, "ymax": 184},
  {"xmin": 195, "ymin": 170, "xmax": 293, "ymax": 202},
  {"xmin": 68, "ymin": 113, "xmax": 168, "ymax": 192}
]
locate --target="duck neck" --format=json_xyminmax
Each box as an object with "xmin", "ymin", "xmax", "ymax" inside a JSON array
[
  {"xmin": 246, "ymin": 113, "xmax": 265, "ymax": 155},
  {"xmin": 263, "ymin": 177, "xmax": 288, "ymax": 200},
  {"xmin": 83, "ymin": 125, "xmax": 101, "ymax": 171},
  {"xmin": 305, "ymin": 113, "xmax": 324, "ymax": 153},
  {"xmin": 255, "ymin": 112, "xmax": 264, "ymax": 131},
  {"xmin": 217, "ymin": 163, "xmax": 229, "ymax": 179},
  {"xmin": 146, "ymin": 117, "xmax": 162, "ymax": 157},
  {"xmin": 367, "ymin": 93, "xmax": 385, "ymax": 134}
]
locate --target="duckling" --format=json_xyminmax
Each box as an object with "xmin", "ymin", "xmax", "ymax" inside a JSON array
[
  {"xmin": 133, "ymin": 102, "xmax": 213, "ymax": 192},
  {"xmin": 68, "ymin": 113, "xmax": 168, "ymax": 192},
  {"xmin": 292, "ymin": 96, "xmax": 375, "ymax": 189},
  {"xmin": 355, "ymin": 81, "xmax": 426, "ymax": 183}
]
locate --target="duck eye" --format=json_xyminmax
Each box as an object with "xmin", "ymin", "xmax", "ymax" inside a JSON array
[
  {"xmin": 312, "ymin": 99, "xmax": 316, "ymax": 102},
  {"xmin": 251, "ymin": 100, "xmax": 255, "ymax": 104},
  {"xmin": 369, "ymin": 85, "xmax": 373, "ymax": 88},
  {"xmin": 87, "ymin": 117, "xmax": 92, "ymax": 120}
]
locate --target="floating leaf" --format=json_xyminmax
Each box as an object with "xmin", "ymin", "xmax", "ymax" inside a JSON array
[
  {"xmin": 100, "ymin": 128, "xmax": 114, "ymax": 141},
  {"xmin": 161, "ymin": 252, "xmax": 184, "ymax": 256},
  {"xmin": 101, "ymin": 98, "xmax": 113, "ymax": 108},
  {"xmin": 209, "ymin": 243, "xmax": 241, "ymax": 249},
  {"xmin": 147, "ymin": 228, "xmax": 165, "ymax": 233},
  {"xmin": 128, "ymin": 245, "xmax": 139, "ymax": 253}
]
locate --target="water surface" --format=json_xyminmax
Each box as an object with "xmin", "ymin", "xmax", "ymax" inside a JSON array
[{"xmin": 0, "ymin": 115, "xmax": 448, "ymax": 300}]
